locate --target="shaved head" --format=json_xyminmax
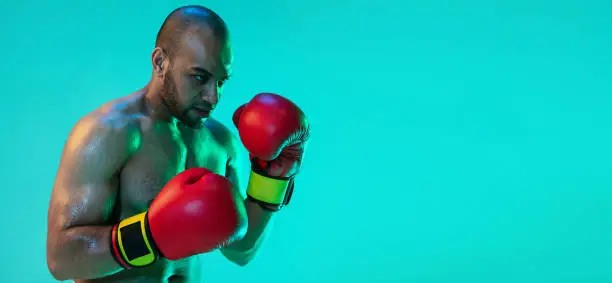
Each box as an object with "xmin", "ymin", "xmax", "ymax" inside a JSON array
[
  {"xmin": 150, "ymin": 5, "xmax": 232, "ymax": 129},
  {"xmin": 155, "ymin": 5, "xmax": 229, "ymax": 60}
]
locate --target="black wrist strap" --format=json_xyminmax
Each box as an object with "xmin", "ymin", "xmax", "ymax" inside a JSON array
[
  {"xmin": 110, "ymin": 212, "xmax": 160, "ymax": 269},
  {"xmin": 247, "ymin": 195, "xmax": 283, "ymax": 212}
]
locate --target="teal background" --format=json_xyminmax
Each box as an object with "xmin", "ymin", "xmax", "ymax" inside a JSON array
[{"xmin": 2, "ymin": 0, "xmax": 612, "ymax": 282}]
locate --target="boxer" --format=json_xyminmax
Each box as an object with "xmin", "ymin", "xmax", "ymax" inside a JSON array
[{"xmin": 45, "ymin": 5, "xmax": 310, "ymax": 283}]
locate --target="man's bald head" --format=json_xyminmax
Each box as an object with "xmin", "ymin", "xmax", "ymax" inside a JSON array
[
  {"xmin": 150, "ymin": 5, "xmax": 232, "ymax": 129},
  {"xmin": 155, "ymin": 5, "xmax": 229, "ymax": 60}
]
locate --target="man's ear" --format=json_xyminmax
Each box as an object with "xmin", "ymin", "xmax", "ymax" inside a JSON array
[{"xmin": 151, "ymin": 47, "xmax": 167, "ymax": 76}]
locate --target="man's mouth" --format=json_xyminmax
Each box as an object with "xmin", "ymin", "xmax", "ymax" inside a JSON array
[{"xmin": 192, "ymin": 106, "xmax": 212, "ymax": 117}]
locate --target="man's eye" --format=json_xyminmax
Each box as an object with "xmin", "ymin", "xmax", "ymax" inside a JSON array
[{"xmin": 193, "ymin": 74, "xmax": 211, "ymax": 83}]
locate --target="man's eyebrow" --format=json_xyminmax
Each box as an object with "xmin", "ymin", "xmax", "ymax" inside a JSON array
[{"xmin": 190, "ymin": 66, "xmax": 213, "ymax": 75}]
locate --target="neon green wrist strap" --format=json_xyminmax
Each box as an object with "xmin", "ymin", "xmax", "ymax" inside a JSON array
[{"xmin": 246, "ymin": 170, "xmax": 290, "ymax": 206}]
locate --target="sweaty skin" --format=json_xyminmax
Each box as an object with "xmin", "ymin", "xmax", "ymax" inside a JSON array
[
  {"xmin": 46, "ymin": 7, "xmax": 274, "ymax": 282},
  {"xmin": 47, "ymin": 92, "xmax": 242, "ymax": 283}
]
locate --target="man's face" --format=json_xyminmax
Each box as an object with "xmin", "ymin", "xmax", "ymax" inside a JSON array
[{"xmin": 160, "ymin": 28, "xmax": 232, "ymax": 128}]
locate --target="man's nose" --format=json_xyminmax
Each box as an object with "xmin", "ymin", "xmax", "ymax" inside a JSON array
[{"xmin": 202, "ymin": 81, "xmax": 220, "ymax": 105}]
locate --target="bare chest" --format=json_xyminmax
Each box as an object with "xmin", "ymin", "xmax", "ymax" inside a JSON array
[{"xmin": 117, "ymin": 124, "xmax": 229, "ymax": 216}]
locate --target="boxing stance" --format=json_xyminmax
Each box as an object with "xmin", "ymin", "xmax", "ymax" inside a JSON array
[{"xmin": 45, "ymin": 5, "xmax": 309, "ymax": 283}]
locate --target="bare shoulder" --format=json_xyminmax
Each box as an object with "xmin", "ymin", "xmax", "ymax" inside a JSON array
[
  {"xmin": 60, "ymin": 98, "xmax": 143, "ymax": 178},
  {"xmin": 69, "ymin": 99, "xmax": 141, "ymax": 152},
  {"xmin": 204, "ymin": 118, "xmax": 241, "ymax": 159}
]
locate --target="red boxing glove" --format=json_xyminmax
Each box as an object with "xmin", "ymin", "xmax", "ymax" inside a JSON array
[
  {"xmin": 233, "ymin": 93, "xmax": 310, "ymax": 210},
  {"xmin": 111, "ymin": 168, "xmax": 247, "ymax": 268},
  {"xmin": 148, "ymin": 168, "xmax": 247, "ymax": 259}
]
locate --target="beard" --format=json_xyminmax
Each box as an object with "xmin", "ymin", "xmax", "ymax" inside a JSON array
[{"xmin": 160, "ymin": 71, "xmax": 202, "ymax": 128}]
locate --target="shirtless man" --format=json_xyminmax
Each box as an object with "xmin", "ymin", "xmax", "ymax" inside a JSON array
[{"xmin": 46, "ymin": 5, "xmax": 310, "ymax": 283}]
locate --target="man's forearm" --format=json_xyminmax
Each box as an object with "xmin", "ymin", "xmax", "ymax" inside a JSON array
[
  {"xmin": 221, "ymin": 199, "xmax": 276, "ymax": 264},
  {"xmin": 47, "ymin": 225, "xmax": 123, "ymax": 280}
]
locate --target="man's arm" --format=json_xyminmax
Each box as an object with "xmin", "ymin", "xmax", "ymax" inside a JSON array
[
  {"xmin": 46, "ymin": 114, "xmax": 139, "ymax": 280},
  {"xmin": 220, "ymin": 133, "xmax": 276, "ymax": 266}
]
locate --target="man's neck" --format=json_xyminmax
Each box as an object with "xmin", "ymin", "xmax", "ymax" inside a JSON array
[{"xmin": 142, "ymin": 80, "xmax": 176, "ymax": 125}]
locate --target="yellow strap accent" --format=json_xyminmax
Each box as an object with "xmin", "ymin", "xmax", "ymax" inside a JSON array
[
  {"xmin": 246, "ymin": 170, "xmax": 289, "ymax": 205},
  {"xmin": 116, "ymin": 212, "xmax": 156, "ymax": 267}
]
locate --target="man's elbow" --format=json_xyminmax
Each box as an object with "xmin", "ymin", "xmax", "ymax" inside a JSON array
[
  {"xmin": 222, "ymin": 249, "xmax": 255, "ymax": 267},
  {"xmin": 49, "ymin": 267, "xmax": 69, "ymax": 281},
  {"xmin": 232, "ymin": 255, "xmax": 254, "ymax": 267},
  {"xmin": 47, "ymin": 242, "xmax": 78, "ymax": 281},
  {"xmin": 47, "ymin": 257, "xmax": 70, "ymax": 281}
]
